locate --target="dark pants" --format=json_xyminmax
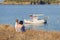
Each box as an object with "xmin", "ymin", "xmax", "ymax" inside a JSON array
[{"xmin": 21, "ymin": 26, "xmax": 25, "ymax": 32}]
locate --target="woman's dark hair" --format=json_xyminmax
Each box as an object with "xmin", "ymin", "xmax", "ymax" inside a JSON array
[{"xmin": 19, "ymin": 21, "xmax": 23, "ymax": 25}]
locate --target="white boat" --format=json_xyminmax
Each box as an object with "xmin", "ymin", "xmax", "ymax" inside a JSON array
[{"xmin": 24, "ymin": 14, "xmax": 47, "ymax": 24}]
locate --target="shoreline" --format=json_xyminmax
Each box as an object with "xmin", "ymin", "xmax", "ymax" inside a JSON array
[
  {"xmin": 0, "ymin": 2, "xmax": 60, "ymax": 5},
  {"xmin": 0, "ymin": 24, "xmax": 60, "ymax": 40}
]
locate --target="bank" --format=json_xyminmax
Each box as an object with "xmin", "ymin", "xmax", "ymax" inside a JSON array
[{"xmin": 0, "ymin": 24, "xmax": 60, "ymax": 40}]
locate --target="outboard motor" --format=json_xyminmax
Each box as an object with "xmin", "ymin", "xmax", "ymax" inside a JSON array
[
  {"xmin": 44, "ymin": 20, "xmax": 47, "ymax": 24},
  {"xmin": 44, "ymin": 16, "xmax": 48, "ymax": 24}
]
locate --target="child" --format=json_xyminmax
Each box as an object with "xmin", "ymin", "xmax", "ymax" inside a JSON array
[{"xmin": 15, "ymin": 19, "xmax": 19, "ymax": 32}]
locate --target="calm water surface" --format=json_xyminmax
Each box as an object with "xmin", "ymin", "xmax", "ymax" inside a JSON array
[{"xmin": 0, "ymin": 5, "xmax": 60, "ymax": 31}]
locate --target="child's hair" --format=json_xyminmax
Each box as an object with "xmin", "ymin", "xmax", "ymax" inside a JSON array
[{"xmin": 19, "ymin": 21, "xmax": 23, "ymax": 25}]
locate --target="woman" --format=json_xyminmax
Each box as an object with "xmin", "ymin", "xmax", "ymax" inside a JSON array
[{"xmin": 19, "ymin": 21, "xmax": 25, "ymax": 32}]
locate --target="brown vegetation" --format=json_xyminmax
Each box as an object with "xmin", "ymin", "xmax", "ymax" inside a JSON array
[
  {"xmin": 2, "ymin": 0, "xmax": 60, "ymax": 4},
  {"xmin": 0, "ymin": 24, "xmax": 60, "ymax": 40}
]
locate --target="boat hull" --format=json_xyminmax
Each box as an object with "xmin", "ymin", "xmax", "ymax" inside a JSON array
[{"xmin": 24, "ymin": 19, "xmax": 45, "ymax": 24}]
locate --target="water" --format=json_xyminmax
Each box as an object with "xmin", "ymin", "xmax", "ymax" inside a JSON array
[{"xmin": 0, "ymin": 5, "xmax": 60, "ymax": 31}]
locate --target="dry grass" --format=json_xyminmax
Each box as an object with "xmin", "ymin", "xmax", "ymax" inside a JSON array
[{"xmin": 0, "ymin": 24, "xmax": 60, "ymax": 40}]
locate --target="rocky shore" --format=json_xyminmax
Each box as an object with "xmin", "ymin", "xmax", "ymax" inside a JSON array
[{"xmin": 0, "ymin": 24, "xmax": 60, "ymax": 40}]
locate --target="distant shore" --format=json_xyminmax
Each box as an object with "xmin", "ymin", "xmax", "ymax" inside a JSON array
[
  {"xmin": 0, "ymin": 1, "xmax": 60, "ymax": 5},
  {"xmin": 0, "ymin": 24, "xmax": 60, "ymax": 40},
  {"xmin": 1, "ymin": 2, "xmax": 31, "ymax": 5}
]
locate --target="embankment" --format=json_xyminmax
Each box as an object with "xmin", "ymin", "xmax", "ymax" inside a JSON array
[{"xmin": 0, "ymin": 24, "xmax": 60, "ymax": 40}]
